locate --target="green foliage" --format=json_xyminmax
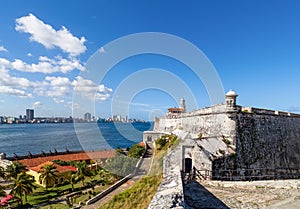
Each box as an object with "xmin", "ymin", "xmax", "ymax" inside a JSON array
[
  {"xmin": 6, "ymin": 162, "xmax": 26, "ymax": 179},
  {"xmin": 127, "ymin": 144, "xmax": 146, "ymax": 158},
  {"xmin": 52, "ymin": 159, "xmax": 71, "ymax": 166},
  {"xmin": 156, "ymin": 137, "xmax": 167, "ymax": 150},
  {"xmin": 100, "ymin": 175, "xmax": 162, "ymax": 209},
  {"xmin": 39, "ymin": 164, "xmax": 59, "ymax": 190},
  {"xmin": 10, "ymin": 172, "xmax": 36, "ymax": 205},
  {"xmin": 155, "ymin": 134, "xmax": 179, "ymax": 151},
  {"xmin": 197, "ymin": 133, "xmax": 203, "ymax": 140},
  {"xmin": 0, "ymin": 185, "xmax": 6, "ymax": 197},
  {"xmin": 222, "ymin": 135, "xmax": 231, "ymax": 146},
  {"xmin": 0, "ymin": 166, "xmax": 6, "ymax": 180},
  {"xmin": 39, "ymin": 203, "xmax": 69, "ymax": 209},
  {"xmin": 104, "ymin": 153, "xmax": 137, "ymax": 177},
  {"xmin": 74, "ymin": 161, "xmax": 90, "ymax": 186}
]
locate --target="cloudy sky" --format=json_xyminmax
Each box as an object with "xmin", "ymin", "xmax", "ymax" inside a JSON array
[{"xmin": 1, "ymin": 1, "xmax": 300, "ymax": 120}]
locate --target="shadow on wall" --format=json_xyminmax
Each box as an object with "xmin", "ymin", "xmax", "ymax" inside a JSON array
[
  {"xmin": 212, "ymin": 154, "xmax": 300, "ymax": 181},
  {"xmin": 183, "ymin": 180, "xmax": 229, "ymax": 209}
]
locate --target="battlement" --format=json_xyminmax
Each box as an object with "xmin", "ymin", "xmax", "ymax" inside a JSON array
[{"xmin": 241, "ymin": 106, "xmax": 300, "ymax": 117}]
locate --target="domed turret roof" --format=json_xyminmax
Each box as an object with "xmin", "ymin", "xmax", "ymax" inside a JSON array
[{"xmin": 226, "ymin": 89, "xmax": 238, "ymax": 96}]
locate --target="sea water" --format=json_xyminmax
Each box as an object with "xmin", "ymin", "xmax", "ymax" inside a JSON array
[{"xmin": 0, "ymin": 122, "xmax": 153, "ymax": 157}]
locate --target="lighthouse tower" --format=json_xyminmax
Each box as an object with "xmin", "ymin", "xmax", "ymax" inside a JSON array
[{"xmin": 180, "ymin": 98, "xmax": 186, "ymax": 113}]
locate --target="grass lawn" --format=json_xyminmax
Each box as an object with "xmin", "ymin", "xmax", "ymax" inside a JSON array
[
  {"xmin": 99, "ymin": 135, "xmax": 180, "ymax": 209},
  {"xmin": 25, "ymin": 173, "xmax": 118, "ymax": 207},
  {"xmin": 39, "ymin": 203, "xmax": 69, "ymax": 209},
  {"xmin": 99, "ymin": 175, "xmax": 162, "ymax": 209}
]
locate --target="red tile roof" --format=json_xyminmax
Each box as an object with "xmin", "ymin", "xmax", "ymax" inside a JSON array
[
  {"xmin": 30, "ymin": 161, "xmax": 77, "ymax": 173},
  {"xmin": 18, "ymin": 150, "xmax": 115, "ymax": 168},
  {"xmin": 138, "ymin": 142, "xmax": 146, "ymax": 147}
]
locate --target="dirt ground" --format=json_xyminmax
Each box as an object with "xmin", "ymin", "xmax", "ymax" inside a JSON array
[{"xmin": 200, "ymin": 179, "xmax": 300, "ymax": 209}]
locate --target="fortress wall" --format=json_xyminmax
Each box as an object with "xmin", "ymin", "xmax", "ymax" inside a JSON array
[
  {"xmin": 148, "ymin": 142, "xmax": 185, "ymax": 209},
  {"xmin": 213, "ymin": 111, "xmax": 300, "ymax": 179},
  {"xmin": 235, "ymin": 112, "xmax": 300, "ymax": 170},
  {"xmin": 154, "ymin": 104, "xmax": 237, "ymax": 144}
]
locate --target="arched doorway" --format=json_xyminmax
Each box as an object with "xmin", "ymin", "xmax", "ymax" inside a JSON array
[{"xmin": 184, "ymin": 158, "xmax": 192, "ymax": 173}]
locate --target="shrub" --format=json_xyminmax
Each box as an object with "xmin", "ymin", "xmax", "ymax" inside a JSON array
[
  {"xmin": 155, "ymin": 134, "xmax": 179, "ymax": 151},
  {"xmin": 127, "ymin": 144, "xmax": 146, "ymax": 158},
  {"xmin": 222, "ymin": 135, "xmax": 231, "ymax": 146},
  {"xmin": 197, "ymin": 133, "xmax": 203, "ymax": 140}
]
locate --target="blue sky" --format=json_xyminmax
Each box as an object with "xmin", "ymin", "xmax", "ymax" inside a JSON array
[{"xmin": 0, "ymin": 0, "xmax": 300, "ymax": 120}]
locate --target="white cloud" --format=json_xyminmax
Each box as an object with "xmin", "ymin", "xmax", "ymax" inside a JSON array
[
  {"xmin": 0, "ymin": 65, "xmax": 112, "ymax": 102},
  {"xmin": 34, "ymin": 76, "xmax": 112, "ymax": 102},
  {"xmin": 44, "ymin": 76, "xmax": 72, "ymax": 97},
  {"xmin": 27, "ymin": 53, "xmax": 32, "ymax": 57},
  {"xmin": 0, "ymin": 46, "xmax": 7, "ymax": 52},
  {"xmin": 53, "ymin": 98, "xmax": 65, "ymax": 104},
  {"xmin": 32, "ymin": 101, "xmax": 42, "ymax": 108},
  {"xmin": 0, "ymin": 56, "xmax": 84, "ymax": 74},
  {"xmin": 0, "ymin": 67, "xmax": 36, "ymax": 98},
  {"xmin": 0, "ymin": 86, "xmax": 32, "ymax": 98},
  {"xmin": 65, "ymin": 101, "xmax": 80, "ymax": 110},
  {"xmin": 15, "ymin": 13, "xmax": 86, "ymax": 56},
  {"xmin": 73, "ymin": 76, "xmax": 113, "ymax": 101}
]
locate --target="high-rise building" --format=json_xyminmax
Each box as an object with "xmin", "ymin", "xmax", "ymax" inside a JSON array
[
  {"xmin": 84, "ymin": 112, "xmax": 92, "ymax": 121},
  {"xmin": 26, "ymin": 109, "xmax": 34, "ymax": 121}
]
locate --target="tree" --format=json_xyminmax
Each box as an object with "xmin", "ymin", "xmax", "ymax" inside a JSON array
[
  {"xmin": 128, "ymin": 144, "xmax": 146, "ymax": 158},
  {"xmin": 6, "ymin": 162, "xmax": 26, "ymax": 179},
  {"xmin": 0, "ymin": 166, "xmax": 6, "ymax": 180},
  {"xmin": 104, "ymin": 153, "xmax": 137, "ymax": 177},
  {"xmin": 10, "ymin": 172, "xmax": 36, "ymax": 205},
  {"xmin": 39, "ymin": 164, "xmax": 59, "ymax": 190},
  {"xmin": 0, "ymin": 185, "xmax": 6, "ymax": 197},
  {"xmin": 69, "ymin": 173, "xmax": 77, "ymax": 191},
  {"xmin": 74, "ymin": 161, "xmax": 89, "ymax": 186}
]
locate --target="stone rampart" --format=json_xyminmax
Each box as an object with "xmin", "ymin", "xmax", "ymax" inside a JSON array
[
  {"xmin": 152, "ymin": 103, "xmax": 300, "ymax": 180},
  {"xmin": 154, "ymin": 104, "xmax": 237, "ymax": 146},
  {"xmin": 213, "ymin": 109, "xmax": 300, "ymax": 179},
  {"xmin": 236, "ymin": 111, "xmax": 300, "ymax": 170}
]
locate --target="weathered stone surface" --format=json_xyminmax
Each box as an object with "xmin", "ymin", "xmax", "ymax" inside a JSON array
[
  {"xmin": 148, "ymin": 143, "xmax": 185, "ymax": 209},
  {"xmin": 147, "ymin": 93, "xmax": 300, "ymax": 208}
]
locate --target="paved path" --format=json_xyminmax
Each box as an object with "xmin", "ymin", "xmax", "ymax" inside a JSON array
[{"xmin": 82, "ymin": 142, "xmax": 154, "ymax": 209}]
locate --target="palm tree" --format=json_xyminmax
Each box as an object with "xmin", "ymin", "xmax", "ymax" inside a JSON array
[
  {"xmin": 39, "ymin": 164, "xmax": 58, "ymax": 190},
  {"xmin": 74, "ymin": 161, "xmax": 89, "ymax": 186},
  {"xmin": 10, "ymin": 172, "xmax": 36, "ymax": 205},
  {"xmin": 6, "ymin": 162, "xmax": 26, "ymax": 179},
  {"xmin": 0, "ymin": 185, "xmax": 6, "ymax": 197},
  {"xmin": 69, "ymin": 173, "xmax": 77, "ymax": 191},
  {"xmin": 0, "ymin": 166, "xmax": 6, "ymax": 180}
]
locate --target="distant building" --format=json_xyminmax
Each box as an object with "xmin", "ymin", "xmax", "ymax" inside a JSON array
[
  {"xmin": 84, "ymin": 112, "xmax": 92, "ymax": 121},
  {"xmin": 166, "ymin": 98, "xmax": 186, "ymax": 118},
  {"xmin": 26, "ymin": 109, "xmax": 34, "ymax": 122}
]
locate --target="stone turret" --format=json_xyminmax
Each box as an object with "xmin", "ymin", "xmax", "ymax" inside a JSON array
[
  {"xmin": 225, "ymin": 89, "xmax": 238, "ymax": 110},
  {"xmin": 179, "ymin": 98, "xmax": 186, "ymax": 112}
]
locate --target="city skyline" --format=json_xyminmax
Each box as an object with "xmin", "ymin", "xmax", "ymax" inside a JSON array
[
  {"xmin": 1, "ymin": 1, "xmax": 300, "ymax": 120},
  {"xmin": 0, "ymin": 107, "xmax": 146, "ymax": 124}
]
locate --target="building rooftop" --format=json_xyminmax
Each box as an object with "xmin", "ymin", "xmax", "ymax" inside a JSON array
[
  {"xmin": 30, "ymin": 161, "xmax": 77, "ymax": 173},
  {"xmin": 18, "ymin": 150, "xmax": 115, "ymax": 168}
]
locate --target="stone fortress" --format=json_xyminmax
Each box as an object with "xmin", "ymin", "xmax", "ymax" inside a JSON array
[{"xmin": 144, "ymin": 90, "xmax": 300, "ymax": 208}]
